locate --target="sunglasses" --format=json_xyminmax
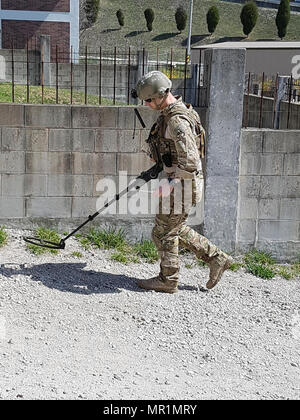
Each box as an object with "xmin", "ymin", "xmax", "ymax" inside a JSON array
[{"xmin": 145, "ymin": 98, "xmax": 153, "ymax": 103}]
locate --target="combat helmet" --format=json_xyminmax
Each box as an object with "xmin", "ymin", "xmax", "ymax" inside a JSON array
[{"xmin": 134, "ymin": 71, "xmax": 172, "ymax": 101}]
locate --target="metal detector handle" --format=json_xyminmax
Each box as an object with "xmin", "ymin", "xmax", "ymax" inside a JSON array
[{"xmin": 134, "ymin": 108, "xmax": 146, "ymax": 129}]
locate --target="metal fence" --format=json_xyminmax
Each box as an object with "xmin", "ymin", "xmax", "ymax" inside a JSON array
[
  {"xmin": 243, "ymin": 72, "xmax": 300, "ymax": 129},
  {"xmin": 0, "ymin": 40, "xmax": 205, "ymax": 106}
]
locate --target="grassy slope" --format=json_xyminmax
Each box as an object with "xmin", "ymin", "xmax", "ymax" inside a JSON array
[{"xmin": 80, "ymin": 0, "xmax": 300, "ymax": 59}]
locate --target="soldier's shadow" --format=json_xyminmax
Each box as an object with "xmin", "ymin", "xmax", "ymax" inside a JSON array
[
  {"xmin": 0, "ymin": 262, "xmax": 139, "ymax": 295},
  {"xmin": 0, "ymin": 262, "xmax": 203, "ymax": 295}
]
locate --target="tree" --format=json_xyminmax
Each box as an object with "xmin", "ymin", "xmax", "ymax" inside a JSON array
[
  {"xmin": 276, "ymin": 0, "xmax": 290, "ymax": 40},
  {"xmin": 175, "ymin": 6, "xmax": 187, "ymax": 33},
  {"xmin": 144, "ymin": 8, "xmax": 155, "ymax": 32},
  {"xmin": 84, "ymin": 0, "xmax": 100, "ymax": 26},
  {"xmin": 116, "ymin": 9, "xmax": 125, "ymax": 28},
  {"xmin": 240, "ymin": 1, "xmax": 258, "ymax": 37},
  {"xmin": 206, "ymin": 6, "xmax": 220, "ymax": 35}
]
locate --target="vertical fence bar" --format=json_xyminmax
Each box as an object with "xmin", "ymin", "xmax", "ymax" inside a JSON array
[
  {"xmin": 272, "ymin": 73, "xmax": 279, "ymax": 129},
  {"xmin": 11, "ymin": 42, "xmax": 15, "ymax": 103},
  {"xmin": 85, "ymin": 45, "xmax": 88, "ymax": 105},
  {"xmin": 127, "ymin": 47, "xmax": 131, "ymax": 105},
  {"xmin": 113, "ymin": 47, "xmax": 117, "ymax": 105},
  {"xmin": 99, "ymin": 46, "xmax": 102, "ymax": 105},
  {"xmin": 142, "ymin": 48, "xmax": 145, "ymax": 76},
  {"xmin": 70, "ymin": 46, "xmax": 73, "ymax": 105},
  {"xmin": 244, "ymin": 72, "xmax": 251, "ymax": 128},
  {"xmin": 259, "ymin": 72, "xmax": 264, "ymax": 129},
  {"xmin": 41, "ymin": 43, "xmax": 44, "ymax": 104},
  {"xmin": 56, "ymin": 45, "xmax": 59, "ymax": 104},
  {"xmin": 287, "ymin": 74, "xmax": 293, "ymax": 129},
  {"xmin": 197, "ymin": 49, "xmax": 202, "ymax": 107},
  {"xmin": 26, "ymin": 41, "xmax": 30, "ymax": 103},
  {"xmin": 156, "ymin": 47, "xmax": 159, "ymax": 71},
  {"xmin": 183, "ymin": 48, "xmax": 188, "ymax": 102},
  {"xmin": 170, "ymin": 48, "xmax": 173, "ymax": 81}
]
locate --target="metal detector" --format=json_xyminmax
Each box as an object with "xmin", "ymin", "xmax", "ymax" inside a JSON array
[{"xmin": 23, "ymin": 109, "xmax": 163, "ymax": 250}]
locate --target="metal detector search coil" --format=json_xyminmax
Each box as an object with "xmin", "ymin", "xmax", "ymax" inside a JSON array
[{"xmin": 23, "ymin": 237, "xmax": 66, "ymax": 250}]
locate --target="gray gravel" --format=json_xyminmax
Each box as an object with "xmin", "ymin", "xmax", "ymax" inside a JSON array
[{"xmin": 0, "ymin": 229, "xmax": 299, "ymax": 400}]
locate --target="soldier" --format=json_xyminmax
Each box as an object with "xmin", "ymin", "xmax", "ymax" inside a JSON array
[{"xmin": 134, "ymin": 71, "xmax": 233, "ymax": 293}]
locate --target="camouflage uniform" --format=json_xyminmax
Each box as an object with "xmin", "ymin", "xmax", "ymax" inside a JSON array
[
  {"xmin": 135, "ymin": 72, "xmax": 232, "ymax": 293},
  {"xmin": 152, "ymin": 98, "xmax": 224, "ymax": 285}
]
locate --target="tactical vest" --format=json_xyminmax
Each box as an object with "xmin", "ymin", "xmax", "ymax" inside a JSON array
[{"xmin": 148, "ymin": 101, "xmax": 205, "ymax": 166}]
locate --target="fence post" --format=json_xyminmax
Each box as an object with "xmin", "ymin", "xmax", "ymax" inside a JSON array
[
  {"xmin": 135, "ymin": 50, "xmax": 148, "ymax": 104},
  {"xmin": 39, "ymin": 35, "xmax": 51, "ymax": 88},
  {"xmin": 202, "ymin": 48, "xmax": 246, "ymax": 253},
  {"xmin": 274, "ymin": 76, "xmax": 289, "ymax": 129},
  {"xmin": 137, "ymin": 50, "xmax": 148, "ymax": 84}
]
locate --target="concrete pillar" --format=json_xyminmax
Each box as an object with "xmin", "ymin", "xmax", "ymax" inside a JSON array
[
  {"xmin": 40, "ymin": 35, "xmax": 51, "ymax": 87},
  {"xmin": 203, "ymin": 48, "xmax": 246, "ymax": 252},
  {"xmin": 274, "ymin": 76, "xmax": 289, "ymax": 129}
]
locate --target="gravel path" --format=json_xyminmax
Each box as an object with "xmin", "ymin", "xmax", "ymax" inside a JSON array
[{"xmin": 0, "ymin": 229, "xmax": 299, "ymax": 400}]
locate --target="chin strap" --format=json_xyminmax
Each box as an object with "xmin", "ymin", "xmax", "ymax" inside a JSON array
[{"xmin": 153, "ymin": 89, "xmax": 170, "ymax": 110}]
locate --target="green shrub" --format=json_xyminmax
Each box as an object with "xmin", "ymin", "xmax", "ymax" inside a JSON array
[
  {"xmin": 207, "ymin": 6, "xmax": 220, "ymax": 35},
  {"xmin": 276, "ymin": 0, "xmax": 290, "ymax": 40},
  {"xmin": 84, "ymin": 0, "xmax": 100, "ymax": 26},
  {"xmin": 0, "ymin": 227, "xmax": 8, "ymax": 247},
  {"xmin": 144, "ymin": 8, "xmax": 155, "ymax": 32},
  {"xmin": 116, "ymin": 9, "xmax": 125, "ymax": 28},
  {"xmin": 240, "ymin": 1, "xmax": 258, "ymax": 37},
  {"xmin": 175, "ymin": 7, "xmax": 187, "ymax": 33}
]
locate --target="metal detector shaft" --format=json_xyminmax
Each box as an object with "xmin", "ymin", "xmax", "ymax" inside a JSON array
[{"xmin": 62, "ymin": 165, "xmax": 161, "ymax": 243}]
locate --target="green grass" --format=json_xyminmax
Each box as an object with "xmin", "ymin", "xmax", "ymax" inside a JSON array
[
  {"xmin": 276, "ymin": 266, "xmax": 294, "ymax": 280},
  {"xmin": 72, "ymin": 251, "xmax": 83, "ymax": 258},
  {"xmin": 197, "ymin": 259, "xmax": 208, "ymax": 267},
  {"xmin": 78, "ymin": 228, "xmax": 159, "ymax": 264},
  {"xmin": 0, "ymin": 83, "xmax": 126, "ymax": 105},
  {"xmin": 26, "ymin": 227, "xmax": 61, "ymax": 255},
  {"xmin": 244, "ymin": 249, "xmax": 275, "ymax": 266},
  {"xmin": 0, "ymin": 227, "xmax": 8, "ymax": 248},
  {"xmin": 292, "ymin": 262, "xmax": 300, "ymax": 278},
  {"xmin": 185, "ymin": 263, "xmax": 193, "ymax": 269},
  {"xmin": 80, "ymin": 0, "xmax": 300, "ymax": 59},
  {"xmin": 133, "ymin": 240, "xmax": 159, "ymax": 263},
  {"xmin": 229, "ymin": 262, "xmax": 244, "ymax": 272},
  {"xmin": 246, "ymin": 261, "xmax": 276, "ymax": 279},
  {"xmin": 110, "ymin": 251, "xmax": 139, "ymax": 264},
  {"xmin": 85, "ymin": 227, "xmax": 128, "ymax": 250}
]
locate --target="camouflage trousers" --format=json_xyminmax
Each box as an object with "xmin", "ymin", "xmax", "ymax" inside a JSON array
[{"xmin": 152, "ymin": 184, "xmax": 220, "ymax": 282}]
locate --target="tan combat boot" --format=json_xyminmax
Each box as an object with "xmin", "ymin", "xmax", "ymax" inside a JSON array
[
  {"xmin": 137, "ymin": 276, "xmax": 178, "ymax": 294},
  {"xmin": 206, "ymin": 253, "xmax": 233, "ymax": 290}
]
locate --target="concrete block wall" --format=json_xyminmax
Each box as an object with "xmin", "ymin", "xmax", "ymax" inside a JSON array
[
  {"xmin": 0, "ymin": 103, "xmax": 160, "ymax": 240},
  {"xmin": 237, "ymin": 129, "xmax": 300, "ymax": 261},
  {"xmin": 243, "ymin": 94, "xmax": 300, "ymax": 130}
]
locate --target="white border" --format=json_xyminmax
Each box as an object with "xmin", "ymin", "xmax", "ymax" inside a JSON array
[{"xmin": 0, "ymin": 0, "xmax": 79, "ymax": 53}]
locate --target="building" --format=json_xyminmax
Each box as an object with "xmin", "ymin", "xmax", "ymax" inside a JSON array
[
  {"xmin": 191, "ymin": 41, "xmax": 300, "ymax": 76},
  {"xmin": 0, "ymin": 0, "xmax": 79, "ymax": 60}
]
